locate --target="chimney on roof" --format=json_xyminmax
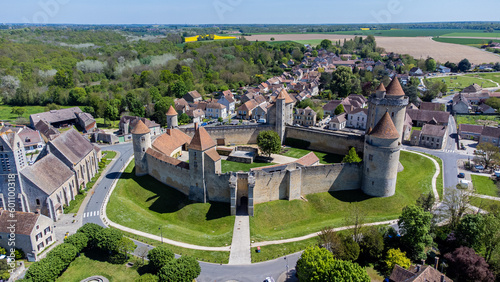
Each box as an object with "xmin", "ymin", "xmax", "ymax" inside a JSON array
[
  {"xmin": 416, "ymin": 265, "xmax": 421, "ymax": 273},
  {"xmin": 435, "ymin": 256, "xmax": 439, "ymax": 270},
  {"xmin": 194, "ymin": 123, "xmax": 199, "ymax": 131},
  {"xmin": 440, "ymin": 274, "xmax": 445, "ymax": 282},
  {"xmin": 166, "ymin": 128, "xmax": 171, "ymax": 135},
  {"xmin": 421, "ymin": 259, "xmax": 425, "ymax": 266}
]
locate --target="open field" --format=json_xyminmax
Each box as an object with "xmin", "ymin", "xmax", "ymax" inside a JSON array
[
  {"xmin": 0, "ymin": 105, "xmax": 75, "ymax": 123},
  {"xmin": 455, "ymin": 115, "xmax": 500, "ymax": 127},
  {"xmin": 107, "ymin": 161, "xmax": 235, "ymax": 247},
  {"xmin": 331, "ymin": 29, "xmax": 495, "ymax": 38},
  {"xmin": 472, "ymin": 175, "xmax": 499, "ymax": 197},
  {"xmin": 250, "ymin": 151, "xmax": 433, "ymax": 241},
  {"xmin": 427, "ymin": 75, "xmax": 498, "ymax": 91},
  {"xmin": 433, "ymin": 37, "xmax": 500, "ymax": 47},
  {"xmin": 245, "ymin": 34, "xmax": 500, "ymax": 64},
  {"xmin": 441, "ymin": 32, "xmax": 500, "ymax": 38}
]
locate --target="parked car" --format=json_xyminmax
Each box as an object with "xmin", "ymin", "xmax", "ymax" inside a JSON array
[
  {"xmin": 458, "ymin": 172, "xmax": 465, "ymax": 178},
  {"xmin": 475, "ymin": 165, "xmax": 485, "ymax": 170}
]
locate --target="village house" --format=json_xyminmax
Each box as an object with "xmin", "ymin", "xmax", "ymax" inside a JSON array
[
  {"xmin": 458, "ymin": 124, "xmax": 483, "ymax": 140},
  {"xmin": 0, "ymin": 210, "xmax": 54, "ymax": 261},
  {"xmin": 18, "ymin": 128, "xmax": 45, "ymax": 154},
  {"xmin": 479, "ymin": 126, "xmax": 500, "ymax": 146},
  {"xmin": 294, "ymin": 106, "xmax": 317, "ymax": 126},
  {"xmin": 186, "ymin": 109, "xmax": 205, "ymax": 124},
  {"xmin": 218, "ymin": 91, "xmax": 236, "ymax": 115},
  {"xmin": 389, "ymin": 264, "xmax": 452, "ymax": 282},
  {"xmin": 452, "ymin": 93, "xmax": 470, "ymax": 114},
  {"xmin": 419, "ymin": 102, "xmax": 443, "ymax": 112},
  {"xmin": 406, "ymin": 109, "xmax": 450, "ymax": 127},
  {"xmin": 206, "ymin": 102, "xmax": 228, "ymax": 119},
  {"xmin": 119, "ymin": 116, "xmax": 161, "ymax": 136},
  {"xmin": 346, "ymin": 108, "xmax": 368, "ymax": 130},
  {"xmin": 237, "ymin": 100, "xmax": 259, "ymax": 120},
  {"xmin": 417, "ymin": 124, "xmax": 448, "ymax": 149},
  {"xmin": 183, "ymin": 90, "xmax": 203, "ymax": 103},
  {"xmin": 329, "ymin": 113, "xmax": 347, "ymax": 130},
  {"xmin": 29, "ymin": 107, "xmax": 96, "ymax": 133}
]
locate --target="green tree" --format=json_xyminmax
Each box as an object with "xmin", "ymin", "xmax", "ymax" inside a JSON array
[
  {"xmin": 117, "ymin": 237, "xmax": 137, "ymax": 258},
  {"xmin": 104, "ymin": 102, "xmax": 120, "ymax": 122},
  {"xmin": 342, "ymin": 147, "xmax": 362, "ymax": 163},
  {"xmin": 485, "ymin": 97, "xmax": 500, "ymax": 111},
  {"xmin": 69, "ymin": 87, "xmax": 87, "ymax": 105},
  {"xmin": 458, "ymin": 58, "xmax": 472, "ymax": 72},
  {"xmin": 416, "ymin": 192, "xmax": 435, "ymax": 212},
  {"xmin": 320, "ymin": 39, "xmax": 333, "ymax": 50},
  {"xmin": 25, "ymin": 257, "xmax": 65, "ymax": 282},
  {"xmin": 135, "ymin": 273, "xmax": 159, "ymax": 282},
  {"xmin": 257, "ymin": 130, "xmax": 281, "ymax": 157},
  {"xmin": 64, "ymin": 232, "xmax": 88, "ymax": 252},
  {"xmin": 296, "ymin": 246, "xmax": 369, "ymax": 282},
  {"xmin": 77, "ymin": 223, "xmax": 104, "ymax": 249},
  {"xmin": 384, "ymin": 248, "xmax": 411, "ymax": 276},
  {"xmin": 46, "ymin": 243, "xmax": 78, "ymax": 265},
  {"xmin": 473, "ymin": 142, "xmax": 500, "ymax": 169},
  {"xmin": 358, "ymin": 227, "xmax": 384, "ymax": 264},
  {"xmin": 334, "ymin": 104, "xmax": 345, "ymax": 115},
  {"xmin": 482, "ymin": 214, "xmax": 500, "ymax": 263},
  {"xmin": 178, "ymin": 113, "xmax": 191, "ymax": 125},
  {"xmin": 96, "ymin": 228, "xmax": 123, "ymax": 253},
  {"xmin": 311, "ymin": 50, "xmax": 319, "ymax": 57},
  {"xmin": 455, "ymin": 213, "xmax": 485, "ymax": 251},
  {"xmin": 425, "ymin": 58, "xmax": 437, "ymax": 72},
  {"xmin": 53, "ymin": 69, "xmax": 74, "ymax": 88},
  {"xmin": 331, "ymin": 66, "xmax": 355, "ymax": 97},
  {"xmin": 176, "ymin": 256, "xmax": 201, "ymax": 281},
  {"xmin": 10, "ymin": 107, "xmax": 25, "ymax": 117},
  {"xmin": 398, "ymin": 205, "xmax": 433, "ymax": 260},
  {"xmin": 148, "ymin": 245, "xmax": 175, "ymax": 272},
  {"xmin": 170, "ymin": 81, "xmax": 187, "ymax": 98}
]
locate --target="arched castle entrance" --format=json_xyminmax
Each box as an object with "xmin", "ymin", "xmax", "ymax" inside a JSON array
[{"xmin": 230, "ymin": 173, "xmax": 255, "ymax": 216}]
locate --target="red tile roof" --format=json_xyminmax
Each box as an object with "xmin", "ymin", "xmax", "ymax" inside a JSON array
[
  {"xmin": 377, "ymin": 82, "xmax": 386, "ymax": 92},
  {"xmin": 277, "ymin": 89, "xmax": 294, "ymax": 104},
  {"xmin": 370, "ymin": 112, "xmax": 400, "ymax": 139},
  {"xmin": 131, "ymin": 120, "xmax": 150, "ymax": 134},
  {"xmin": 205, "ymin": 147, "xmax": 221, "ymax": 162},
  {"xmin": 296, "ymin": 152, "xmax": 320, "ymax": 166},
  {"xmin": 189, "ymin": 126, "xmax": 216, "ymax": 151},
  {"xmin": 386, "ymin": 78, "xmax": 405, "ymax": 96},
  {"xmin": 166, "ymin": 105, "xmax": 177, "ymax": 116}
]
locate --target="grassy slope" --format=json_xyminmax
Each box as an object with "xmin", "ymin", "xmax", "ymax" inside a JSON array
[
  {"xmin": 57, "ymin": 253, "xmax": 140, "ymax": 282},
  {"xmin": 106, "ymin": 161, "xmax": 235, "ymax": 247},
  {"xmin": 471, "ymin": 196, "xmax": 500, "ymax": 213},
  {"xmin": 250, "ymin": 151, "xmax": 433, "ymax": 241},
  {"xmin": 279, "ymin": 147, "xmax": 344, "ymax": 164},
  {"xmin": 472, "ymin": 175, "xmax": 499, "ymax": 197}
]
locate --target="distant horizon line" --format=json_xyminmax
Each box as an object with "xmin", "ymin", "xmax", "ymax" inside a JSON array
[{"xmin": 2, "ymin": 21, "xmax": 500, "ymax": 26}]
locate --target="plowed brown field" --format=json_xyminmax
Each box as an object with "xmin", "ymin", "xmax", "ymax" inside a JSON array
[{"xmin": 245, "ymin": 34, "xmax": 500, "ymax": 64}]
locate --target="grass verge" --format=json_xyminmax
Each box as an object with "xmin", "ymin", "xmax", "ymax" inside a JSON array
[
  {"xmin": 251, "ymin": 237, "xmax": 316, "ymax": 263},
  {"xmin": 221, "ymin": 159, "xmax": 276, "ymax": 173},
  {"xmin": 106, "ymin": 161, "xmax": 234, "ymax": 247},
  {"xmin": 279, "ymin": 147, "xmax": 344, "ymax": 164},
  {"xmin": 64, "ymin": 150, "xmax": 116, "ymax": 214},
  {"xmin": 117, "ymin": 228, "xmax": 230, "ymax": 264},
  {"xmin": 471, "ymin": 196, "xmax": 500, "ymax": 213},
  {"xmin": 471, "ymin": 175, "xmax": 499, "ymax": 197},
  {"xmin": 250, "ymin": 151, "xmax": 434, "ymax": 241}
]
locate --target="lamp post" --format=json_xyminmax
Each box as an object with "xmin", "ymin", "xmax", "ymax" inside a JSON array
[{"xmin": 159, "ymin": 226, "xmax": 163, "ymax": 244}]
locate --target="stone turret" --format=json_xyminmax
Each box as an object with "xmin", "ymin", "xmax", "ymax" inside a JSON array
[
  {"xmin": 188, "ymin": 123, "xmax": 217, "ymax": 203},
  {"xmin": 362, "ymin": 111, "xmax": 402, "ymax": 197},
  {"xmin": 166, "ymin": 105, "xmax": 178, "ymax": 129},
  {"xmin": 366, "ymin": 79, "xmax": 408, "ymax": 143},
  {"xmin": 131, "ymin": 120, "xmax": 151, "ymax": 176}
]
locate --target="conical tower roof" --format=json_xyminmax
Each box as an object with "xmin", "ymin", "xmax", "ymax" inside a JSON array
[
  {"xmin": 277, "ymin": 89, "xmax": 294, "ymax": 104},
  {"xmin": 376, "ymin": 82, "xmax": 386, "ymax": 92},
  {"xmin": 369, "ymin": 112, "xmax": 399, "ymax": 139},
  {"xmin": 166, "ymin": 105, "xmax": 177, "ymax": 116},
  {"xmin": 131, "ymin": 120, "xmax": 150, "ymax": 134},
  {"xmin": 189, "ymin": 126, "xmax": 216, "ymax": 151},
  {"xmin": 386, "ymin": 78, "xmax": 405, "ymax": 96}
]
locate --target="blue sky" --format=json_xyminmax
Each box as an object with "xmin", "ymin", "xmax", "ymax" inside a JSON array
[{"xmin": 1, "ymin": 0, "xmax": 499, "ymax": 25}]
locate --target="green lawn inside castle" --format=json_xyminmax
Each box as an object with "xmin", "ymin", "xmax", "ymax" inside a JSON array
[{"xmin": 107, "ymin": 150, "xmax": 434, "ymax": 247}]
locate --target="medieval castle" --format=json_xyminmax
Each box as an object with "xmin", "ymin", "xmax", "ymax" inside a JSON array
[{"xmin": 133, "ymin": 79, "xmax": 408, "ymax": 215}]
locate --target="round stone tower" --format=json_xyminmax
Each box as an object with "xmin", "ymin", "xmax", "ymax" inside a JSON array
[
  {"xmin": 166, "ymin": 105, "xmax": 178, "ymax": 129},
  {"xmin": 362, "ymin": 111, "xmax": 401, "ymax": 197},
  {"xmin": 131, "ymin": 120, "xmax": 151, "ymax": 176},
  {"xmin": 366, "ymin": 79, "xmax": 409, "ymax": 143}
]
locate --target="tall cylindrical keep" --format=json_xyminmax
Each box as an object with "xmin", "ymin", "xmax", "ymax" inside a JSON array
[
  {"xmin": 131, "ymin": 120, "xmax": 151, "ymax": 176},
  {"xmin": 166, "ymin": 105, "xmax": 178, "ymax": 129}
]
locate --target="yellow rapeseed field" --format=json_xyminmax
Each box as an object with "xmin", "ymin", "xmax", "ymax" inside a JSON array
[{"xmin": 184, "ymin": 34, "xmax": 237, "ymax": 43}]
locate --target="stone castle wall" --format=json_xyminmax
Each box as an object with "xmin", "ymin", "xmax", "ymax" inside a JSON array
[
  {"xmin": 181, "ymin": 125, "xmax": 275, "ymax": 145},
  {"xmin": 252, "ymin": 163, "xmax": 362, "ymax": 204},
  {"xmin": 285, "ymin": 126, "xmax": 365, "ymax": 155},
  {"xmin": 146, "ymin": 153, "xmax": 190, "ymax": 195}
]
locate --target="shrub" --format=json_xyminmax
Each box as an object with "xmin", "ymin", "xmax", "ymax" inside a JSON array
[
  {"xmin": 135, "ymin": 273, "xmax": 159, "ymax": 282},
  {"xmin": 46, "ymin": 243, "xmax": 78, "ymax": 266},
  {"xmin": 148, "ymin": 245, "xmax": 175, "ymax": 272}
]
